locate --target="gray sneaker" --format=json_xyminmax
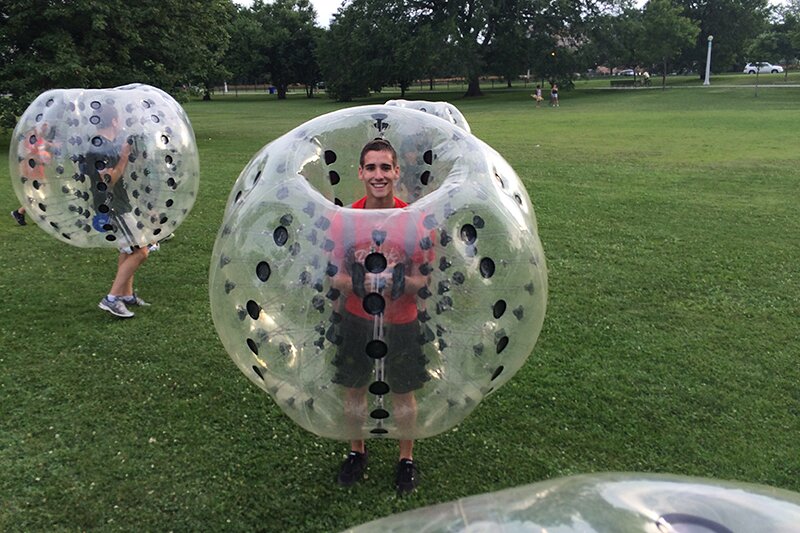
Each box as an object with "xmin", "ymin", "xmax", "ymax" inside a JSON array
[
  {"xmin": 123, "ymin": 293, "xmax": 150, "ymax": 307},
  {"xmin": 98, "ymin": 297, "xmax": 134, "ymax": 318}
]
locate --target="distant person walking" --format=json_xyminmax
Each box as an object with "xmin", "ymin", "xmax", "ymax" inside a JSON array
[{"xmin": 550, "ymin": 84, "xmax": 559, "ymax": 107}]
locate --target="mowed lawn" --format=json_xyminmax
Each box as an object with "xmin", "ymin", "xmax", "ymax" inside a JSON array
[{"xmin": 1, "ymin": 83, "xmax": 798, "ymax": 531}]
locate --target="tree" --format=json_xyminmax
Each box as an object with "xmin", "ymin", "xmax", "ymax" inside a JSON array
[
  {"xmin": 674, "ymin": 0, "xmax": 770, "ymax": 73},
  {"xmin": 242, "ymin": 0, "xmax": 320, "ymax": 100},
  {"xmin": 318, "ymin": 0, "xmax": 440, "ymax": 100},
  {"xmin": 408, "ymin": 0, "xmax": 602, "ymax": 97},
  {"xmin": 0, "ymin": 0, "xmax": 233, "ymax": 128},
  {"xmin": 640, "ymin": 0, "xmax": 699, "ymax": 88},
  {"xmin": 588, "ymin": 7, "xmax": 646, "ymax": 80}
]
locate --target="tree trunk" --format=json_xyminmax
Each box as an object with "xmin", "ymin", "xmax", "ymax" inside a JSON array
[
  {"xmin": 429, "ymin": 76, "xmax": 434, "ymax": 90},
  {"xmin": 662, "ymin": 59, "xmax": 667, "ymax": 90},
  {"xmin": 277, "ymin": 84, "xmax": 288, "ymax": 100},
  {"xmin": 464, "ymin": 75, "xmax": 482, "ymax": 97}
]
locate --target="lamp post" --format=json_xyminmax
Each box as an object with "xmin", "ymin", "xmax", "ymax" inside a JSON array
[{"xmin": 703, "ymin": 35, "xmax": 713, "ymax": 86}]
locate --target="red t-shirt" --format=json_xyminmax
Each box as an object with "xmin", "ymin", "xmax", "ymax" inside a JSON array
[{"xmin": 330, "ymin": 196, "xmax": 433, "ymax": 324}]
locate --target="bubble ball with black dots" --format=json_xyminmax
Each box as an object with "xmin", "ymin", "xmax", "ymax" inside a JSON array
[
  {"xmin": 348, "ymin": 473, "xmax": 800, "ymax": 532},
  {"xmin": 385, "ymin": 99, "xmax": 472, "ymax": 133},
  {"xmin": 209, "ymin": 104, "xmax": 547, "ymax": 441},
  {"xmin": 9, "ymin": 84, "xmax": 199, "ymax": 248}
]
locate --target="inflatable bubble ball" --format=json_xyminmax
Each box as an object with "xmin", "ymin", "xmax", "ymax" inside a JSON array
[
  {"xmin": 346, "ymin": 473, "xmax": 800, "ymax": 532},
  {"xmin": 9, "ymin": 84, "xmax": 199, "ymax": 248},
  {"xmin": 384, "ymin": 99, "xmax": 471, "ymax": 133},
  {"xmin": 209, "ymin": 104, "xmax": 547, "ymax": 441}
]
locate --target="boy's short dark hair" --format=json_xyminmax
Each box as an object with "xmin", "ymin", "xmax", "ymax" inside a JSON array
[{"xmin": 360, "ymin": 138, "xmax": 397, "ymax": 167}]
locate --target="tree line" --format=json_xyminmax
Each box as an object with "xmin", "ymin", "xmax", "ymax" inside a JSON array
[{"xmin": 2, "ymin": 0, "xmax": 799, "ymax": 126}]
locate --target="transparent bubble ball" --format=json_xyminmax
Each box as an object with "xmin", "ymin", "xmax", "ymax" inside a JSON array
[
  {"xmin": 209, "ymin": 104, "xmax": 547, "ymax": 440},
  {"xmin": 347, "ymin": 473, "xmax": 800, "ymax": 532},
  {"xmin": 385, "ymin": 99, "xmax": 472, "ymax": 133},
  {"xmin": 9, "ymin": 84, "xmax": 199, "ymax": 247}
]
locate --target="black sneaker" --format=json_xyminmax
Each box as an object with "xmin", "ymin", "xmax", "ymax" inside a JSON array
[
  {"xmin": 337, "ymin": 449, "xmax": 368, "ymax": 486},
  {"xmin": 11, "ymin": 210, "xmax": 26, "ymax": 226},
  {"xmin": 395, "ymin": 458, "xmax": 418, "ymax": 495}
]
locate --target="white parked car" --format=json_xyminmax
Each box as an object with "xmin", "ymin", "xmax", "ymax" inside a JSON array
[{"xmin": 743, "ymin": 62, "xmax": 784, "ymax": 74}]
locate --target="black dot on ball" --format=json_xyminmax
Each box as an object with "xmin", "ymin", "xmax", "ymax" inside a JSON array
[
  {"xmin": 166, "ymin": 199, "xmax": 174, "ymax": 207},
  {"xmin": 324, "ymin": 150, "xmax": 337, "ymax": 165},
  {"xmin": 234, "ymin": 191, "xmax": 242, "ymax": 203},
  {"xmin": 273, "ymin": 226, "xmax": 289, "ymax": 246},
  {"xmin": 95, "ymin": 160, "xmax": 106, "ymax": 171},
  {"xmin": 480, "ymin": 257, "xmax": 495, "ymax": 278},
  {"xmin": 247, "ymin": 338, "xmax": 258, "ymax": 355},
  {"xmin": 98, "ymin": 204, "xmax": 110, "ymax": 214},
  {"xmin": 91, "ymin": 136, "xmax": 103, "ymax": 147},
  {"xmin": 253, "ymin": 171, "xmax": 262, "ymax": 185},
  {"xmin": 96, "ymin": 182, "xmax": 107, "ymax": 192},
  {"xmin": 369, "ymin": 381, "xmax": 390, "ymax": 395},
  {"xmin": 161, "ymin": 135, "xmax": 170, "ymax": 144},
  {"xmin": 90, "ymin": 115, "xmax": 101, "ymax": 125},
  {"xmin": 252, "ymin": 366, "xmax": 264, "ymax": 380},
  {"xmin": 105, "ymin": 235, "xmax": 116, "ymax": 241},
  {"xmin": 496, "ymin": 336, "xmax": 509, "ymax": 354},
  {"xmin": 364, "ymin": 252, "xmax": 387, "ymax": 273},
  {"xmin": 514, "ymin": 194, "xmax": 523, "ymax": 205},
  {"xmin": 460, "ymin": 224, "xmax": 477, "ymax": 244},
  {"xmin": 423, "ymin": 150, "xmax": 433, "ymax": 164},
  {"xmin": 159, "ymin": 215, "xmax": 168, "ymax": 224},
  {"xmin": 165, "ymin": 155, "xmax": 173, "ymax": 164},
  {"xmin": 493, "ymin": 300, "xmax": 506, "ymax": 319},
  {"xmin": 90, "ymin": 100, "xmax": 101, "ymax": 109},
  {"xmin": 365, "ymin": 340, "xmax": 388, "ymax": 359},
  {"xmin": 328, "ymin": 170, "xmax": 340, "ymax": 185},
  {"xmin": 370, "ymin": 428, "xmax": 388, "ymax": 435},
  {"xmin": 420, "ymin": 170, "xmax": 431, "ymax": 185},
  {"xmin": 657, "ymin": 513, "xmax": 731, "ymax": 533},
  {"xmin": 473, "ymin": 215, "xmax": 485, "ymax": 228},
  {"xmin": 362, "ymin": 293, "xmax": 385, "ymax": 315},
  {"xmin": 334, "ymin": 198, "xmax": 343, "ymax": 207},
  {"xmin": 46, "ymin": 99, "xmax": 54, "ymax": 107},
  {"xmin": 246, "ymin": 300, "xmax": 261, "ymax": 320},
  {"xmin": 491, "ymin": 365, "xmax": 504, "ymax": 380},
  {"xmin": 151, "ymin": 115, "xmax": 160, "ymax": 123},
  {"xmin": 370, "ymin": 409, "xmax": 389, "ymax": 419},
  {"xmin": 256, "ymin": 262, "xmax": 271, "ymax": 282}
]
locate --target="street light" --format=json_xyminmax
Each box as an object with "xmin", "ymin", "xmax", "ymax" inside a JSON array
[{"xmin": 703, "ymin": 35, "xmax": 714, "ymax": 86}]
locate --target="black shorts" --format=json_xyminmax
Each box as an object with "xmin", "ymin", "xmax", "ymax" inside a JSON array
[{"xmin": 331, "ymin": 312, "xmax": 430, "ymax": 394}]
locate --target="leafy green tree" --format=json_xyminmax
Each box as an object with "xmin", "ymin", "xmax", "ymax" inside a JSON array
[
  {"xmin": 640, "ymin": 0, "xmax": 699, "ymax": 88},
  {"xmin": 746, "ymin": 30, "xmax": 795, "ymax": 79},
  {"xmin": 674, "ymin": 0, "xmax": 770, "ymax": 73},
  {"xmin": 0, "ymin": 0, "xmax": 233, "ymax": 128},
  {"xmin": 435, "ymin": 0, "xmax": 601, "ymax": 96},
  {"xmin": 318, "ymin": 0, "xmax": 439, "ymax": 100},
  {"xmin": 588, "ymin": 7, "xmax": 646, "ymax": 79},
  {"xmin": 241, "ymin": 0, "xmax": 320, "ymax": 100}
]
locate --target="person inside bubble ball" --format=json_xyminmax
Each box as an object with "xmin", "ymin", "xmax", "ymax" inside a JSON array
[
  {"xmin": 11, "ymin": 123, "xmax": 59, "ymax": 226},
  {"xmin": 329, "ymin": 138, "xmax": 433, "ymax": 495},
  {"xmin": 81, "ymin": 105, "xmax": 151, "ymax": 318}
]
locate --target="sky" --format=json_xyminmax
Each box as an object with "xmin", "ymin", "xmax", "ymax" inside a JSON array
[{"xmin": 234, "ymin": 0, "xmax": 342, "ymax": 27}]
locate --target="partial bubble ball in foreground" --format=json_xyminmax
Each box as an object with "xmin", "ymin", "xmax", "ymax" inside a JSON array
[
  {"xmin": 209, "ymin": 104, "xmax": 547, "ymax": 441},
  {"xmin": 9, "ymin": 84, "xmax": 199, "ymax": 247},
  {"xmin": 345, "ymin": 473, "xmax": 800, "ymax": 532}
]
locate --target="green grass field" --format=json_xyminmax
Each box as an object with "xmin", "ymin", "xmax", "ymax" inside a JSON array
[{"xmin": 1, "ymin": 82, "xmax": 799, "ymax": 531}]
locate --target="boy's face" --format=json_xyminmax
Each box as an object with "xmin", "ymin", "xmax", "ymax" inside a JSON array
[{"xmin": 358, "ymin": 149, "xmax": 399, "ymax": 202}]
